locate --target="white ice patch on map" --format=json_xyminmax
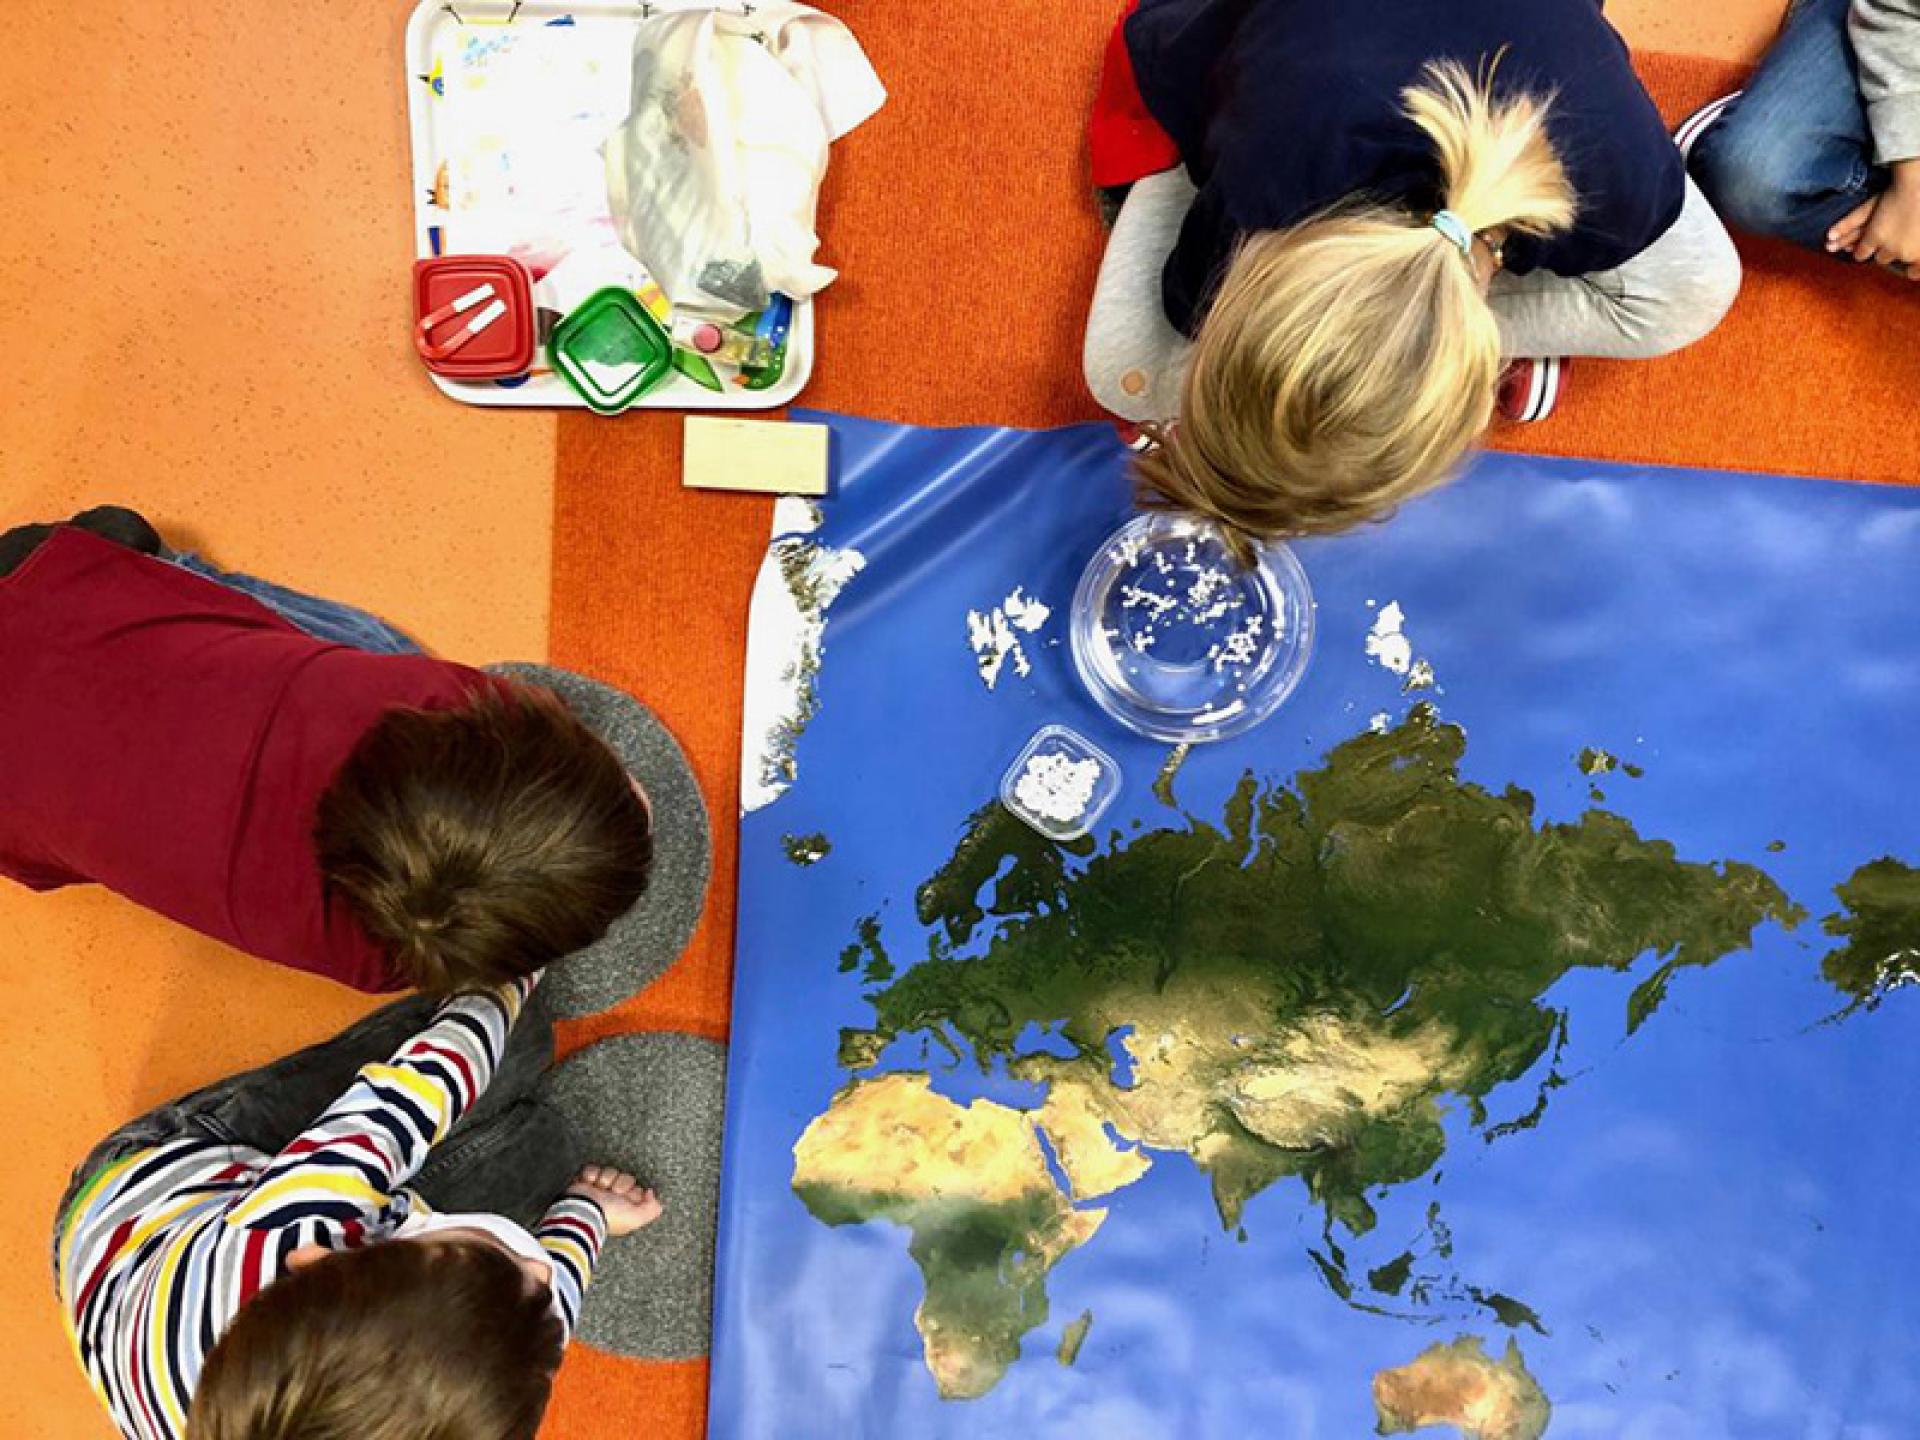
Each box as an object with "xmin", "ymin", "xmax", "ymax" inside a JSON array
[
  {"xmin": 967, "ymin": 586, "xmax": 1051, "ymax": 690},
  {"xmin": 1003, "ymin": 588, "xmax": 1050, "ymax": 633},
  {"xmin": 1365, "ymin": 601, "xmax": 1414, "ymax": 675},
  {"xmin": 1364, "ymin": 601, "xmax": 1439, "ymax": 693},
  {"xmin": 741, "ymin": 521, "xmax": 866, "ymax": 814},
  {"xmin": 967, "ymin": 608, "xmax": 1021, "ymax": 689},
  {"xmin": 772, "ymin": 494, "xmax": 825, "ymax": 537}
]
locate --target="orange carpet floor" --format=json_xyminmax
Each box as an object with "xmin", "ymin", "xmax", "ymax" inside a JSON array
[{"xmin": 542, "ymin": 32, "xmax": 1920, "ymax": 1440}]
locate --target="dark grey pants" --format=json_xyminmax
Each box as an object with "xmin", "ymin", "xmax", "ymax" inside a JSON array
[{"xmin": 54, "ymin": 992, "xmax": 584, "ymax": 1259}]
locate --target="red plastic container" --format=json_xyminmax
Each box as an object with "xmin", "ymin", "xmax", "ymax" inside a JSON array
[{"xmin": 411, "ymin": 255, "xmax": 536, "ymax": 380}]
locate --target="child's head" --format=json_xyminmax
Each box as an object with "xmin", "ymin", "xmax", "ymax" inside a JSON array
[
  {"xmin": 1137, "ymin": 59, "xmax": 1577, "ymax": 553},
  {"xmin": 188, "ymin": 1237, "xmax": 563, "ymax": 1440},
  {"xmin": 316, "ymin": 683, "xmax": 654, "ymax": 993}
]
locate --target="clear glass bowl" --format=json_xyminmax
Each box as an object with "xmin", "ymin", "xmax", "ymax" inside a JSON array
[
  {"xmin": 999, "ymin": 724, "xmax": 1122, "ymax": 843},
  {"xmin": 1069, "ymin": 512, "xmax": 1315, "ymax": 743}
]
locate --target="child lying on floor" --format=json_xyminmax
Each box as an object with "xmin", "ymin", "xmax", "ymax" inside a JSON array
[
  {"xmin": 0, "ymin": 507, "xmax": 653, "ymax": 993},
  {"xmin": 1687, "ymin": 0, "xmax": 1920, "ymax": 274},
  {"xmin": 1082, "ymin": 0, "xmax": 1741, "ymax": 553},
  {"xmin": 55, "ymin": 974, "xmax": 658, "ymax": 1440}
]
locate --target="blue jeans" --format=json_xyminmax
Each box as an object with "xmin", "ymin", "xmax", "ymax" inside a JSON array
[
  {"xmin": 1689, "ymin": 0, "xmax": 1886, "ymax": 250},
  {"xmin": 168, "ymin": 553, "xmax": 424, "ymax": 656}
]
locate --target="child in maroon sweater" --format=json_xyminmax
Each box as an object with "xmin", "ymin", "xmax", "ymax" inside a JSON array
[{"xmin": 0, "ymin": 509, "xmax": 653, "ymax": 994}]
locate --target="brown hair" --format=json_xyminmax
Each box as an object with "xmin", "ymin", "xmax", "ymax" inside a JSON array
[
  {"xmin": 316, "ymin": 682, "xmax": 654, "ymax": 993},
  {"xmin": 1135, "ymin": 58, "xmax": 1577, "ymax": 557},
  {"xmin": 188, "ymin": 1239, "xmax": 564, "ymax": 1440}
]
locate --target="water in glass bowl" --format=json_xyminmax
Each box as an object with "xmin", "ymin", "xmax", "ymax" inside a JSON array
[{"xmin": 1069, "ymin": 512, "xmax": 1315, "ymax": 743}]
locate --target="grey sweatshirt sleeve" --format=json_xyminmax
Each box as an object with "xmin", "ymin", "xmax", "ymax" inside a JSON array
[{"xmin": 1852, "ymin": 0, "xmax": 1920, "ymax": 163}]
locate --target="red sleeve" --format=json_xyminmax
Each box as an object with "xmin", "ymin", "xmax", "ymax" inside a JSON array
[{"xmin": 1091, "ymin": 0, "xmax": 1182, "ymax": 189}]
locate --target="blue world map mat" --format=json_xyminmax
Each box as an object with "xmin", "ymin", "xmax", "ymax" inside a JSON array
[{"xmin": 710, "ymin": 411, "xmax": 1920, "ymax": 1440}]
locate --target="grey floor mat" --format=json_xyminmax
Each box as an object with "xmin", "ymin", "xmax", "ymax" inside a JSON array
[
  {"xmin": 486, "ymin": 663, "xmax": 711, "ymax": 1019},
  {"xmin": 536, "ymin": 1032, "xmax": 728, "ymax": 1359}
]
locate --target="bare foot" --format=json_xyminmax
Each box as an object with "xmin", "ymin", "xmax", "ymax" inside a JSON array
[{"xmin": 568, "ymin": 1164, "xmax": 664, "ymax": 1237}]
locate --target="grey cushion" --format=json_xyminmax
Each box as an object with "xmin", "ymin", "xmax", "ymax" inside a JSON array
[
  {"xmin": 536, "ymin": 1032, "xmax": 728, "ymax": 1359},
  {"xmin": 485, "ymin": 663, "xmax": 711, "ymax": 1020}
]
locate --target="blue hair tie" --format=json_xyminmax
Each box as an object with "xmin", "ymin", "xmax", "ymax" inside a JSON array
[{"xmin": 1429, "ymin": 209, "xmax": 1474, "ymax": 258}]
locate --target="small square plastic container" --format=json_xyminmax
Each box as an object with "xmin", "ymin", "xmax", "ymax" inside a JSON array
[
  {"xmin": 412, "ymin": 255, "xmax": 536, "ymax": 379},
  {"xmin": 547, "ymin": 286, "xmax": 673, "ymax": 414},
  {"xmin": 1000, "ymin": 724, "xmax": 1122, "ymax": 843}
]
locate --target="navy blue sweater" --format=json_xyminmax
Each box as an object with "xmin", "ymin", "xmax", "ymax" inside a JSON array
[{"xmin": 1126, "ymin": 0, "xmax": 1687, "ymax": 335}]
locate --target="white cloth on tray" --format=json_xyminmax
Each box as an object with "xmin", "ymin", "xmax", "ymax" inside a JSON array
[{"xmin": 603, "ymin": 3, "xmax": 886, "ymax": 314}]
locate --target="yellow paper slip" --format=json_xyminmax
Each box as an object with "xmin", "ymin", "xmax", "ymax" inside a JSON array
[{"xmin": 682, "ymin": 417, "xmax": 831, "ymax": 497}]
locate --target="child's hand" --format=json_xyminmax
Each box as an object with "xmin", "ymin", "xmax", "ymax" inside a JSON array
[
  {"xmin": 1827, "ymin": 161, "xmax": 1920, "ymax": 275},
  {"xmin": 568, "ymin": 1164, "xmax": 664, "ymax": 1238}
]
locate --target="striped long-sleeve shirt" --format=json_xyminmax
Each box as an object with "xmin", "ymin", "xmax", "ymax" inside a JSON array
[{"xmin": 55, "ymin": 979, "xmax": 607, "ymax": 1440}]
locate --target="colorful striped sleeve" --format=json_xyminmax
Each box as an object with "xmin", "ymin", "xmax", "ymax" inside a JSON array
[
  {"xmin": 535, "ymin": 1194, "xmax": 609, "ymax": 1341},
  {"xmin": 228, "ymin": 977, "xmax": 537, "ymax": 1231}
]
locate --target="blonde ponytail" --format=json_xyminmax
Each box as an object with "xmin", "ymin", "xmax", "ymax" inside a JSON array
[
  {"xmin": 1135, "ymin": 57, "xmax": 1576, "ymax": 549},
  {"xmin": 1403, "ymin": 57, "xmax": 1576, "ymax": 239}
]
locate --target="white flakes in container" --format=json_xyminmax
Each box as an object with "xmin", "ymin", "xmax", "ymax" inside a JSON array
[
  {"xmin": 1015, "ymin": 753, "xmax": 1101, "ymax": 826},
  {"xmin": 1000, "ymin": 725, "xmax": 1122, "ymax": 843}
]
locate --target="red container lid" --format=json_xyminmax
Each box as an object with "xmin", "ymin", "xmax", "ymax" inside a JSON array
[{"xmin": 412, "ymin": 255, "xmax": 536, "ymax": 380}]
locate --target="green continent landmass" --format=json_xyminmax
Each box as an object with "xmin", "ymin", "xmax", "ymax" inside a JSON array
[
  {"xmin": 799, "ymin": 709, "xmax": 1802, "ymax": 1399},
  {"xmin": 791, "ymin": 1074, "xmax": 1105, "ymax": 1400},
  {"xmin": 1821, "ymin": 857, "xmax": 1920, "ymax": 1014},
  {"xmin": 915, "ymin": 804, "xmax": 1094, "ymax": 946},
  {"xmin": 1373, "ymin": 1335, "xmax": 1550, "ymax": 1440},
  {"xmin": 870, "ymin": 709, "xmax": 1798, "ymax": 1237}
]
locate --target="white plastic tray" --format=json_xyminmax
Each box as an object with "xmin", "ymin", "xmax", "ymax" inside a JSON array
[{"xmin": 403, "ymin": 0, "xmax": 813, "ymax": 410}]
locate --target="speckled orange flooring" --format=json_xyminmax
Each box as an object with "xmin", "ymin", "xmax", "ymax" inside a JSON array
[{"xmin": 0, "ymin": 3, "xmax": 1779, "ymax": 1436}]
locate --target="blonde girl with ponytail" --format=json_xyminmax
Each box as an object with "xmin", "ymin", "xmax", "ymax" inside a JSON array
[{"xmin": 1085, "ymin": 0, "xmax": 1742, "ymax": 554}]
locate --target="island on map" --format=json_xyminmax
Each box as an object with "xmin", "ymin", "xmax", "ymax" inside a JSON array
[
  {"xmin": 792, "ymin": 707, "xmax": 1810, "ymax": 1398},
  {"xmin": 1372, "ymin": 1335, "xmax": 1550, "ymax": 1440},
  {"xmin": 1057, "ymin": 1310, "xmax": 1093, "ymax": 1366}
]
